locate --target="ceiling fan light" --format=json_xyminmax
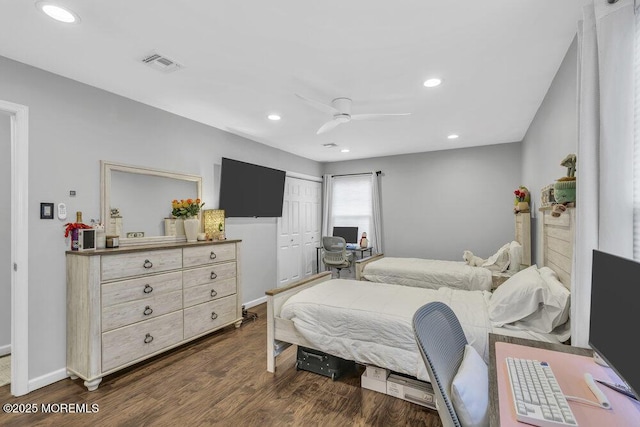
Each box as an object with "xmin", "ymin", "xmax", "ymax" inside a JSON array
[
  {"xmin": 447, "ymin": 134, "xmax": 459, "ymax": 140},
  {"xmin": 423, "ymin": 78, "xmax": 442, "ymax": 88},
  {"xmin": 340, "ymin": 149, "xmax": 350, "ymax": 153},
  {"xmin": 36, "ymin": 2, "xmax": 80, "ymax": 23},
  {"xmin": 267, "ymin": 114, "xmax": 281, "ymax": 121}
]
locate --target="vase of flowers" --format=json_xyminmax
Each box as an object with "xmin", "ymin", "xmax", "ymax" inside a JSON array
[
  {"xmin": 171, "ymin": 198, "xmax": 205, "ymax": 242},
  {"xmin": 513, "ymin": 186, "xmax": 530, "ymax": 213}
]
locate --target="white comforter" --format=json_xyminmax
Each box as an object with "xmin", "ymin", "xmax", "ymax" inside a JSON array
[
  {"xmin": 280, "ymin": 279, "xmax": 493, "ymax": 382},
  {"xmin": 362, "ymin": 257, "xmax": 493, "ymax": 291}
]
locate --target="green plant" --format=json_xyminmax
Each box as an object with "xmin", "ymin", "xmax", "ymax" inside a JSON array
[{"xmin": 171, "ymin": 198, "xmax": 205, "ymax": 218}]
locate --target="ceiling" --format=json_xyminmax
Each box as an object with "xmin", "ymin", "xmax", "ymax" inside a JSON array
[{"xmin": 0, "ymin": 1, "xmax": 584, "ymax": 162}]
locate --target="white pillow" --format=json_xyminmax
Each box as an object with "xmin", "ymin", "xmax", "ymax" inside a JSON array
[
  {"xmin": 488, "ymin": 265, "xmax": 545, "ymax": 326},
  {"xmin": 451, "ymin": 345, "xmax": 489, "ymax": 427},
  {"xmin": 512, "ymin": 267, "xmax": 571, "ymax": 333},
  {"xmin": 482, "ymin": 243, "xmax": 510, "ymax": 272},
  {"xmin": 507, "ymin": 241, "xmax": 523, "ymax": 272}
]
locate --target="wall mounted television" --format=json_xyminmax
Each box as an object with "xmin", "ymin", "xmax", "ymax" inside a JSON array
[
  {"xmin": 589, "ymin": 250, "xmax": 640, "ymax": 400},
  {"xmin": 219, "ymin": 158, "xmax": 286, "ymax": 218}
]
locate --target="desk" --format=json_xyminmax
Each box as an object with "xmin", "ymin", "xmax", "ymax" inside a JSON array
[
  {"xmin": 489, "ymin": 333, "xmax": 639, "ymax": 426},
  {"xmin": 315, "ymin": 246, "xmax": 373, "ymax": 273}
]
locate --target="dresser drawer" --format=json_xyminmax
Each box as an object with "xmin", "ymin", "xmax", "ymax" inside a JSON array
[
  {"xmin": 102, "ymin": 311, "xmax": 183, "ymax": 372},
  {"xmin": 183, "ymin": 295, "xmax": 237, "ymax": 340},
  {"xmin": 102, "ymin": 290, "xmax": 183, "ymax": 332},
  {"xmin": 101, "ymin": 249, "xmax": 182, "ymax": 281},
  {"xmin": 183, "ymin": 243, "xmax": 236, "ymax": 268},
  {"xmin": 183, "ymin": 277, "xmax": 236, "ymax": 308},
  {"xmin": 101, "ymin": 271, "xmax": 182, "ymax": 307},
  {"xmin": 183, "ymin": 261, "xmax": 236, "ymax": 289}
]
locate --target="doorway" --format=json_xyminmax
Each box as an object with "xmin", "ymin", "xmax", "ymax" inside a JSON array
[{"xmin": 0, "ymin": 100, "xmax": 29, "ymax": 396}]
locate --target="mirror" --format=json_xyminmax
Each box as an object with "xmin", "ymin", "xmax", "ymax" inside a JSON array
[{"xmin": 101, "ymin": 161, "xmax": 202, "ymax": 246}]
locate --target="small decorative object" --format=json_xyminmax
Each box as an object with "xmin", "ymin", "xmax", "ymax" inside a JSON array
[
  {"xmin": 203, "ymin": 209, "xmax": 225, "ymax": 240},
  {"xmin": 197, "ymin": 232, "xmax": 207, "ymax": 241},
  {"xmin": 513, "ymin": 186, "xmax": 531, "ymax": 213},
  {"xmin": 463, "ymin": 250, "xmax": 485, "ymax": 267},
  {"xmin": 64, "ymin": 222, "xmax": 93, "ymax": 251},
  {"xmin": 541, "ymin": 184, "xmax": 555, "ymax": 208},
  {"xmin": 94, "ymin": 223, "xmax": 106, "ymax": 249},
  {"xmin": 110, "ymin": 208, "xmax": 121, "ymax": 218},
  {"xmin": 171, "ymin": 198, "xmax": 205, "ymax": 243},
  {"xmin": 40, "ymin": 202, "xmax": 54, "ymax": 219},
  {"xmin": 359, "ymin": 232, "xmax": 368, "ymax": 248},
  {"xmin": 554, "ymin": 154, "xmax": 577, "ymax": 204},
  {"xmin": 106, "ymin": 235, "xmax": 119, "ymax": 248}
]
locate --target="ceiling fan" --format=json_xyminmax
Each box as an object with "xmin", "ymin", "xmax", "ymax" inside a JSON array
[{"xmin": 295, "ymin": 94, "xmax": 412, "ymax": 134}]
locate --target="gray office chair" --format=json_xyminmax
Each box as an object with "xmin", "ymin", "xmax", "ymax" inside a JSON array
[
  {"xmin": 413, "ymin": 302, "xmax": 467, "ymax": 427},
  {"xmin": 322, "ymin": 236, "xmax": 353, "ymax": 278}
]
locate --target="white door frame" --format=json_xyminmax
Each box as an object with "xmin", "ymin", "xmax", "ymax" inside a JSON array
[{"xmin": 1, "ymin": 100, "xmax": 29, "ymax": 396}]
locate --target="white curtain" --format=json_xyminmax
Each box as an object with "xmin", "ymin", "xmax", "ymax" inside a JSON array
[
  {"xmin": 321, "ymin": 174, "xmax": 332, "ymax": 238},
  {"xmin": 574, "ymin": 0, "xmax": 635, "ymax": 347},
  {"xmin": 371, "ymin": 172, "xmax": 383, "ymax": 254}
]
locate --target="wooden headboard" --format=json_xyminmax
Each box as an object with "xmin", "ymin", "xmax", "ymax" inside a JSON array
[
  {"xmin": 539, "ymin": 207, "xmax": 575, "ymax": 289},
  {"xmin": 515, "ymin": 212, "xmax": 532, "ymax": 267}
]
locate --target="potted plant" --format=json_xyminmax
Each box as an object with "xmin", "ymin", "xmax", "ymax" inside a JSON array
[
  {"xmin": 171, "ymin": 198, "xmax": 205, "ymax": 242},
  {"xmin": 513, "ymin": 186, "xmax": 531, "ymax": 213}
]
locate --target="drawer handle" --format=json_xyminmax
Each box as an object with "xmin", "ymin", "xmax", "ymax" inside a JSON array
[
  {"xmin": 143, "ymin": 306, "xmax": 153, "ymax": 316},
  {"xmin": 143, "ymin": 284, "xmax": 153, "ymax": 294},
  {"xmin": 210, "ymin": 251, "xmax": 217, "ymax": 260},
  {"xmin": 210, "ymin": 289, "xmax": 218, "ymax": 298},
  {"xmin": 144, "ymin": 333, "xmax": 154, "ymax": 344},
  {"xmin": 211, "ymin": 312, "xmax": 218, "ymax": 320},
  {"xmin": 210, "ymin": 271, "xmax": 217, "ymax": 280},
  {"xmin": 143, "ymin": 259, "xmax": 153, "ymax": 269}
]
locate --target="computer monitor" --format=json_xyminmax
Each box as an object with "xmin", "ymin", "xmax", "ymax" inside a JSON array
[
  {"xmin": 332, "ymin": 226, "xmax": 358, "ymax": 244},
  {"xmin": 589, "ymin": 250, "xmax": 640, "ymax": 399}
]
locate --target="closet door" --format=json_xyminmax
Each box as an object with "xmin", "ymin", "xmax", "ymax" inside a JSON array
[{"xmin": 277, "ymin": 176, "xmax": 321, "ymax": 287}]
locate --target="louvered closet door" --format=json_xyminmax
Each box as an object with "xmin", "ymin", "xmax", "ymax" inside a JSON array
[{"xmin": 277, "ymin": 176, "xmax": 321, "ymax": 287}]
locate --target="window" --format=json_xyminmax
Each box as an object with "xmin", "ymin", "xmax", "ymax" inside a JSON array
[{"xmin": 329, "ymin": 174, "xmax": 375, "ymax": 246}]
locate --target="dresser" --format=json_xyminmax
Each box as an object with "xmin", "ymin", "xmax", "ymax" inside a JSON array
[{"xmin": 66, "ymin": 240, "xmax": 242, "ymax": 391}]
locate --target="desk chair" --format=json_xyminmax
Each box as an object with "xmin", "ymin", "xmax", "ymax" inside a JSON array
[
  {"xmin": 322, "ymin": 236, "xmax": 353, "ymax": 278},
  {"xmin": 413, "ymin": 302, "xmax": 467, "ymax": 427}
]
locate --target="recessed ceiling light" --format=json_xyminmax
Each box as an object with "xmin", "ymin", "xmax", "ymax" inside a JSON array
[
  {"xmin": 340, "ymin": 149, "xmax": 350, "ymax": 153},
  {"xmin": 267, "ymin": 114, "xmax": 281, "ymax": 121},
  {"xmin": 36, "ymin": 2, "xmax": 80, "ymax": 23},
  {"xmin": 423, "ymin": 78, "xmax": 442, "ymax": 88},
  {"xmin": 447, "ymin": 134, "xmax": 459, "ymax": 140}
]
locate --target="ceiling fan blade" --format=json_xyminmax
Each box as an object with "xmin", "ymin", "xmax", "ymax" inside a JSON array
[
  {"xmin": 295, "ymin": 93, "xmax": 339, "ymax": 115},
  {"xmin": 350, "ymin": 113, "xmax": 412, "ymax": 121},
  {"xmin": 317, "ymin": 119, "xmax": 342, "ymax": 134}
]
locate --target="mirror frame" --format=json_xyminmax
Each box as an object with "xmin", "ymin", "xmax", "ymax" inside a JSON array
[{"xmin": 101, "ymin": 161, "xmax": 203, "ymax": 247}]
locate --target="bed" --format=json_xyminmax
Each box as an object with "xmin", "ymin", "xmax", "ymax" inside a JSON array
[
  {"xmin": 354, "ymin": 212, "xmax": 532, "ymax": 291},
  {"xmin": 266, "ymin": 263, "xmax": 571, "ymax": 382}
]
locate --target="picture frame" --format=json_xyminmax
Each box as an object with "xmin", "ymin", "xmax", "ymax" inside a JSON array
[{"xmin": 40, "ymin": 202, "xmax": 54, "ymax": 219}]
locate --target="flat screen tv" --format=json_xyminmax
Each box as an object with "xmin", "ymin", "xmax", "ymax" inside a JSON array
[
  {"xmin": 219, "ymin": 158, "xmax": 286, "ymax": 218},
  {"xmin": 589, "ymin": 250, "xmax": 640, "ymax": 400}
]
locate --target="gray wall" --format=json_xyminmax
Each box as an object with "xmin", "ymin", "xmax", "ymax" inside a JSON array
[
  {"xmin": 323, "ymin": 142, "xmax": 523, "ymax": 261},
  {"xmin": 0, "ymin": 111, "xmax": 10, "ymax": 353},
  {"xmin": 0, "ymin": 55, "xmax": 321, "ymax": 381},
  {"xmin": 522, "ymin": 37, "xmax": 578, "ymax": 264}
]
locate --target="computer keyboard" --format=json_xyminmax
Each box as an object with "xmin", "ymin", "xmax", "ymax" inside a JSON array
[{"xmin": 506, "ymin": 357, "xmax": 578, "ymax": 426}]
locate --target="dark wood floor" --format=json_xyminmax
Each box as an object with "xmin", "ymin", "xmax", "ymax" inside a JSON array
[{"xmin": 0, "ymin": 303, "xmax": 442, "ymax": 426}]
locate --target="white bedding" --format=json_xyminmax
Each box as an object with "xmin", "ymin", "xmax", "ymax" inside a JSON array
[
  {"xmin": 362, "ymin": 257, "xmax": 493, "ymax": 291},
  {"xmin": 280, "ymin": 279, "xmax": 566, "ymax": 382}
]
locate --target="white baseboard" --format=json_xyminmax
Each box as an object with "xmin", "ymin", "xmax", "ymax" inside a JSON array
[
  {"xmin": 28, "ymin": 368, "xmax": 69, "ymax": 393},
  {"xmin": 0, "ymin": 344, "xmax": 11, "ymax": 357},
  {"xmin": 243, "ymin": 296, "xmax": 266, "ymax": 309}
]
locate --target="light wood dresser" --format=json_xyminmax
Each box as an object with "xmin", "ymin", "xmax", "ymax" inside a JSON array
[
  {"xmin": 66, "ymin": 239, "xmax": 242, "ymax": 391},
  {"xmin": 539, "ymin": 206, "xmax": 575, "ymax": 287}
]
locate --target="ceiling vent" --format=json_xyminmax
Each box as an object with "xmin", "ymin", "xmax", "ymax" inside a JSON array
[{"xmin": 141, "ymin": 52, "xmax": 183, "ymax": 73}]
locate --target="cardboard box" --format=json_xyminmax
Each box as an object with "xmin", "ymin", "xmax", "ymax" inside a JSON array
[
  {"xmin": 361, "ymin": 370, "xmax": 387, "ymax": 394},
  {"xmin": 365, "ymin": 365, "xmax": 389, "ymax": 381},
  {"xmin": 386, "ymin": 373, "xmax": 436, "ymax": 409}
]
